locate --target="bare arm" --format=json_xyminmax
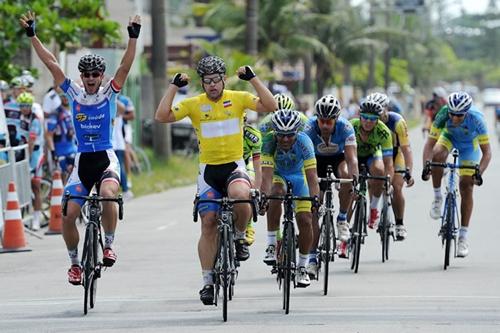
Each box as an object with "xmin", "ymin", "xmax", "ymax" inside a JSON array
[
  {"xmin": 305, "ymin": 167, "xmax": 320, "ymax": 199},
  {"xmin": 236, "ymin": 66, "xmax": 277, "ymax": 112},
  {"xmin": 383, "ymin": 155, "xmax": 394, "ymax": 179},
  {"xmin": 260, "ymin": 166, "xmax": 274, "ymax": 195},
  {"xmin": 344, "ymin": 145, "xmax": 359, "ymax": 178},
  {"xmin": 479, "ymin": 143, "xmax": 491, "ymax": 175},
  {"xmin": 422, "ymin": 137, "xmax": 437, "ymax": 165},
  {"xmin": 252, "ymin": 155, "xmax": 262, "ymax": 190},
  {"xmin": 20, "ymin": 12, "xmax": 65, "ymax": 86},
  {"xmin": 113, "ymin": 15, "xmax": 141, "ymax": 88},
  {"xmin": 155, "ymin": 82, "xmax": 185, "ymax": 123}
]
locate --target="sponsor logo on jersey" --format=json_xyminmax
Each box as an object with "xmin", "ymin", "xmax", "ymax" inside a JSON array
[
  {"xmin": 88, "ymin": 113, "xmax": 105, "ymax": 121},
  {"xmin": 317, "ymin": 142, "xmax": 339, "ymax": 154},
  {"xmin": 201, "ymin": 104, "xmax": 211, "ymax": 112},
  {"xmin": 81, "ymin": 123, "xmax": 101, "ymax": 130},
  {"xmin": 76, "ymin": 113, "xmax": 87, "ymax": 122},
  {"xmin": 223, "ymin": 100, "xmax": 232, "ymax": 108},
  {"xmin": 97, "ymin": 102, "xmax": 107, "ymax": 109}
]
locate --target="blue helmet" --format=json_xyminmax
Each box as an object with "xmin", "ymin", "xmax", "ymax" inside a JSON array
[
  {"xmin": 447, "ymin": 92, "xmax": 472, "ymax": 114},
  {"xmin": 271, "ymin": 109, "xmax": 302, "ymax": 134}
]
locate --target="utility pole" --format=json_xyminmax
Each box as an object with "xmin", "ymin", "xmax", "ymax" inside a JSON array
[
  {"xmin": 245, "ymin": 0, "xmax": 259, "ymax": 55},
  {"xmin": 151, "ymin": 0, "xmax": 171, "ymax": 158}
]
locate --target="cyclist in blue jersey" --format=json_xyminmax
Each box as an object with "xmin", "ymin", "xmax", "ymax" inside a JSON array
[
  {"xmin": 260, "ymin": 109, "xmax": 320, "ymax": 288},
  {"xmin": 46, "ymin": 90, "xmax": 77, "ymax": 182},
  {"xmin": 21, "ymin": 11, "xmax": 141, "ymax": 285},
  {"xmin": 303, "ymin": 95, "xmax": 358, "ymax": 272},
  {"xmin": 422, "ymin": 92, "xmax": 491, "ymax": 257},
  {"xmin": 17, "ymin": 92, "xmax": 44, "ymax": 231}
]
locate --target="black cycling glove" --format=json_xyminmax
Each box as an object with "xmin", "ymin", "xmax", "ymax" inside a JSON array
[
  {"xmin": 171, "ymin": 73, "xmax": 188, "ymax": 88},
  {"xmin": 127, "ymin": 22, "xmax": 141, "ymax": 38},
  {"xmin": 238, "ymin": 66, "xmax": 256, "ymax": 81},
  {"xmin": 25, "ymin": 19, "xmax": 36, "ymax": 37}
]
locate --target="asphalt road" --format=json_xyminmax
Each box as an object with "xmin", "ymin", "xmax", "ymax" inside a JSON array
[{"xmin": 1, "ymin": 108, "xmax": 499, "ymax": 332}]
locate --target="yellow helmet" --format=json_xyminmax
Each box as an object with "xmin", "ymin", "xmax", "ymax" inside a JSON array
[{"xmin": 17, "ymin": 92, "xmax": 34, "ymax": 106}]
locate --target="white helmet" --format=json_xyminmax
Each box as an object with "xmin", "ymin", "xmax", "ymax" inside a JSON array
[
  {"xmin": 366, "ymin": 92, "xmax": 390, "ymax": 108},
  {"xmin": 447, "ymin": 92, "xmax": 472, "ymax": 114},
  {"xmin": 433, "ymin": 87, "xmax": 447, "ymax": 99},
  {"xmin": 314, "ymin": 95, "xmax": 342, "ymax": 119},
  {"xmin": 271, "ymin": 109, "xmax": 302, "ymax": 134}
]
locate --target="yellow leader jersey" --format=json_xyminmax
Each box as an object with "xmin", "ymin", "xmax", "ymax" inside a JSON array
[{"xmin": 173, "ymin": 90, "xmax": 258, "ymax": 164}]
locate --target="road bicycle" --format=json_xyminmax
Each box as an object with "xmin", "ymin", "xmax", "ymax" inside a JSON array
[
  {"xmin": 62, "ymin": 192, "xmax": 123, "ymax": 314},
  {"xmin": 261, "ymin": 182, "xmax": 317, "ymax": 314},
  {"xmin": 317, "ymin": 165, "xmax": 354, "ymax": 295},
  {"xmin": 349, "ymin": 165, "xmax": 388, "ymax": 273},
  {"xmin": 193, "ymin": 190, "xmax": 259, "ymax": 322},
  {"xmin": 423, "ymin": 148, "xmax": 480, "ymax": 270}
]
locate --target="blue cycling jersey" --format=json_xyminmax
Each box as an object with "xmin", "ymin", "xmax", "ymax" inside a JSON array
[
  {"xmin": 46, "ymin": 105, "xmax": 77, "ymax": 156},
  {"xmin": 304, "ymin": 116, "xmax": 356, "ymax": 156},
  {"xmin": 60, "ymin": 78, "xmax": 120, "ymax": 153},
  {"xmin": 261, "ymin": 131, "xmax": 316, "ymax": 175}
]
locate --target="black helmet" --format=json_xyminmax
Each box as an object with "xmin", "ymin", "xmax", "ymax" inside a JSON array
[
  {"xmin": 78, "ymin": 54, "xmax": 106, "ymax": 73},
  {"xmin": 196, "ymin": 56, "xmax": 226, "ymax": 77}
]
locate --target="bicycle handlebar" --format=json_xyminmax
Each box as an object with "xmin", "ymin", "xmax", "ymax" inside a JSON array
[
  {"xmin": 193, "ymin": 189, "xmax": 260, "ymax": 223},
  {"xmin": 62, "ymin": 192, "xmax": 124, "ymax": 220}
]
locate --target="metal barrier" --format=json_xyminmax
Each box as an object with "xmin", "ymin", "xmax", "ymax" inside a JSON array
[{"xmin": 0, "ymin": 145, "xmax": 32, "ymax": 211}]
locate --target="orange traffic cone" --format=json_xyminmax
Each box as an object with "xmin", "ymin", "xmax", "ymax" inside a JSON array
[
  {"xmin": 45, "ymin": 170, "xmax": 63, "ymax": 235},
  {"xmin": 0, "ymin": 182, "xmax": 31, "ymax": 253}
]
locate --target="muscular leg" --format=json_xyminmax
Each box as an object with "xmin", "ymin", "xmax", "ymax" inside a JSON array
[
  {"xmin": 459, "ymin": 176, "xmax": 474, "ymax": 228},
  {"xmin": 198, "ymin": 212, "xmax": 218, "ymax": 271},
  {"xmin": 392, "ymin": 174, "xmax": 405, "ymax": 221}
]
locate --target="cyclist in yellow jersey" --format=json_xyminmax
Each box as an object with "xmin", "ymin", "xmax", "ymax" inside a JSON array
[
  {"xmin": 154, "ymin": 56, "xmax": 277, "ymax": 305},
  {"xmin": 367, "ymin": 93, "xmax": 414, "ymax": 241}
]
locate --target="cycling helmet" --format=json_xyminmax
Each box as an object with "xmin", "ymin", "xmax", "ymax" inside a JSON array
[
  {"xmin": 366, "ymin": 92, "xmax": 390, "ymax": 108},
  {"xmin": 21, "ymin": 70, "xmax": 36, "ymax": 88},
  {"xmin": 0, "ymin": 80, "xmax": 9, "ymax": 91},
  {"xmin": 17, "ymin": 92, "xmax": 34, "ymax": 105},
  {"xmin": 274, "ymin": 93, "xmax": 295, "ymax": 110},
  {"xmin": 433, "ymin": 87, "xmax": 447, "ymax": 99},
  {"xmin": 10, "ymin": 76, "xmax": 24, "ymax": 88},
  {"xmin": 196, "ymin": 55, "xmax": 226, "ymax": 77},
  {"xmin": 271, "ymin": 109, "xmax": 302, "ymax": 134},
  {"xmin": 314, "ymin": 94, "xmax": 342, "ymax": 119},
  {"xmin": 359, "ymin": 100, "xmax": 384, "ymax": 115},
  {"xmin": 78, "ymin": 54, "xmax": 106, "ymax": 73},
  {"xmin": 447, "ymin": 92, "xmax": 472, "ymax": 114}
]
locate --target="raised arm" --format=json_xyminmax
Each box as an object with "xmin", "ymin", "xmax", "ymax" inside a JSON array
[
  {"xmin": 237, "ymin": 66, "xmax": 277, "ymax": 112},
  {"xmin": 113, "ymin": 15, "xmax": 141, "ymax": 88},
  {"xmin": 155, "ymin": 73, "xmax": 189, "ymax": 123},
  {"xmin": 19, "ymin": 11, "xmax": 65, "ymax": 86}
]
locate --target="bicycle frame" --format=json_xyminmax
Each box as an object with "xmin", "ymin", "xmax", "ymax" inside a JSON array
[
  {"xmin": 62, "ymin": 192, "xmax": 123, "ymax": 315},
  {"xmin": 193, "ymin": 191, "xmax": 258, "ymax": 322}
]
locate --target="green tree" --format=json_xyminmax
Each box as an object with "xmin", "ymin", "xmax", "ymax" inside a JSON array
[{"xmin": 0, "ymin": 0, "xmax": 120, "ymax": 80}]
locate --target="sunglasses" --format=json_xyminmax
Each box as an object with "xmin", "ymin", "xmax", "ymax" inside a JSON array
[
  {"xmin": 18, "ymin": 103, "xmax": 32, "ymax": 108},
  {"xmin": 276, "ymin": 132, "xmax": 296, "ymax": 138},
  {"xmin": 360, "ymin": 113, "xmax": 379, "ymax": 121},
  {"xmin": 201, "ymin": 75, "xmax": 223, "ymax": 84},
  {"xmin": 82, "ymin": 71, "xmax": 102, "ymax": 78},
  {"xmin": 448, "ymin": 112, "xmax": 465, "ymax": 118},
  {"xmin": 318, "ymin": 118, "xmax": 335, "ymax": 125}
]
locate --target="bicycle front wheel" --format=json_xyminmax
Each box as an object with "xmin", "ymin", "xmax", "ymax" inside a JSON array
[
  {"xmin": 350, "ymin": 197, "xmax": 366, "ymax": 273},
  {"xmin": 282, "ymin": 223, "xmax": 295, "ymax": 314},
  {"xmin": 443, "ymin": 194, "xmax": 455, "ymax": 270},
  {"xmin": 379, "ymin": 205, "xmax": 390, "ymax": 263},
  {"xmin": 89, "ymin": 226, "xmax": 100, "ymax": 309},
  {"xmin": 82, "ymin": 226, "xmax": 95, "ymax": 315},
  {"xmin": 221, "ymin": 226, "xmax": 230, "ymax": 322},
  {"xmin": 320, "ymin": 212, "xmax": 334, "ymax": 295}
]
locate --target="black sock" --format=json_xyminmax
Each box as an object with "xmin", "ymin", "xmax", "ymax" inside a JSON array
[{"xmin": 396, "ymin": 218, "xmax": 403, "ymax": 226}]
